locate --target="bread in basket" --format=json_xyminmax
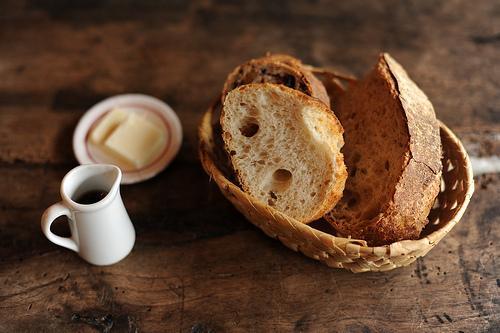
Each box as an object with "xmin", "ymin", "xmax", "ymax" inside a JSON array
[{"xmin": 199, "ymin": 68, "xmax": 474, "ymax": 273}]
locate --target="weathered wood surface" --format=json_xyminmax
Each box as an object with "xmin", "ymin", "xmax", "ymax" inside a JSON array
[{"xmin": 0, "ymin": 0, "xmax": 498, "ymax": 332}]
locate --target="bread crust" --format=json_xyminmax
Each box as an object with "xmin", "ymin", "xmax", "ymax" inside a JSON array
[
  {"xmin": 220, "ymin": 83, "xmax": 347, "ymax": 223},
  {"xmin": 222, "ymin": 54, "xmax": 330, "ymax": 106},
  {"xmin": 325, "ymin": 53, "xmax": 442, "ymax": 246}
]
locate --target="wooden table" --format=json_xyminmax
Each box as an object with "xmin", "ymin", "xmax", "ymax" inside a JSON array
[{"xmin": 1, "ymin": 1, "xmax": 498, "ymax": 332}]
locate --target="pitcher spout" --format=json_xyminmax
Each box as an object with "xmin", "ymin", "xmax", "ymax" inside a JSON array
[
  {"xmin": 61, "ymin": 164, "xmax": 122, "ymax": 210},
  {"xmin": 96, "ymin": 164, "xmax": 122, "ymax": 195}
]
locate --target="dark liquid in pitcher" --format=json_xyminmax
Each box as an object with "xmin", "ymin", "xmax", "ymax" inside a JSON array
[{"xmin": 74, "ymin": 190, "xmax": 108, "ymax": 205}]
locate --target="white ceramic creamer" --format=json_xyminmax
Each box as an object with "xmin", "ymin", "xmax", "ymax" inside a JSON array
[{"xmin": 41, "ymin": 164, "xmax": 135, "ymax": 265}]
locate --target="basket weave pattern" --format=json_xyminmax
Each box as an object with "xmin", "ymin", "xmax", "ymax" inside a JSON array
[{"xmin": 199, "ymin": 107, "xmax": 474, "ymax": 273}]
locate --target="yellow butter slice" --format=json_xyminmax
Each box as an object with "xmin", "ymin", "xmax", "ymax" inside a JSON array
[
  {"xmin": 103, "ymin": 113, "xmax": 167, "ymax": 169},
  {"xmin": 90, "ymin": 108, "xmax": 129, "ymax": 144}
]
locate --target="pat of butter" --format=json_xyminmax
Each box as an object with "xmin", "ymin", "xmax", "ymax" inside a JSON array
[
  {"xmin": 103, "ymin": 113, "xmax": 166, "ymax": 169},
  {"xmin": 90, "ymin": 108, "xmax": 129, "ymax": 144}
]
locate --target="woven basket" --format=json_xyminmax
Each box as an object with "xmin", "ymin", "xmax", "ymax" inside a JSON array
[{"xmin": 199, "ymin": 94, "xmax": 474, "ymax": 273}]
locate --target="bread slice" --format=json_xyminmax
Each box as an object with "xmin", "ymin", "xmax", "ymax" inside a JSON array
[
  {"xmin": 221, "ymin": 83, "xmax": 347, "ymax": 223},
  {"xmin": 324, "ymin": 53, "xmax": 442, "ymax": 246},
  {"xmin": 214, "ymin": 54, "xmax": 332, "ymax": 183},
  {"xmin": 222, "ymin": 54, "xmax": 330, "ymax": 106}
]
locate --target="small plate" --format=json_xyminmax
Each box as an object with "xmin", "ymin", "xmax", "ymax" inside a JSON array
[{"xmin": 73, "ymin": 94, "xmax": 182, "ymax": 184}]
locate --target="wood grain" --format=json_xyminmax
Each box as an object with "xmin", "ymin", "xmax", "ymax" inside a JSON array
[{"xmin": 0, "ymin": 0, "xmax": 498, "ymax": 332}]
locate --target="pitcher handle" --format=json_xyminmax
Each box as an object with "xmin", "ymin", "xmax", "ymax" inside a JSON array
[{"xmin": 41, "ymin": 202, "xmax": 78, "ymax": 252}]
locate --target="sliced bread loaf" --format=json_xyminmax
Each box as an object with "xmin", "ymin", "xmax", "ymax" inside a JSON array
[
  {"xmin": 221, "ymin": 83, "xmax": 347, "ymax": 223},
  {"xmin": 222, "ymin": 54, "xmax": 330, "ymax": 106},
  {"xmin": 324, "ymin": 53, "xmax": 442, "ymax": 246}
]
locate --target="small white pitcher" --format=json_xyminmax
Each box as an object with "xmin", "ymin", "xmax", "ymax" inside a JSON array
[{"xmin": 41, "ymin": 164, "xmax": 135, "ymax": 266}]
